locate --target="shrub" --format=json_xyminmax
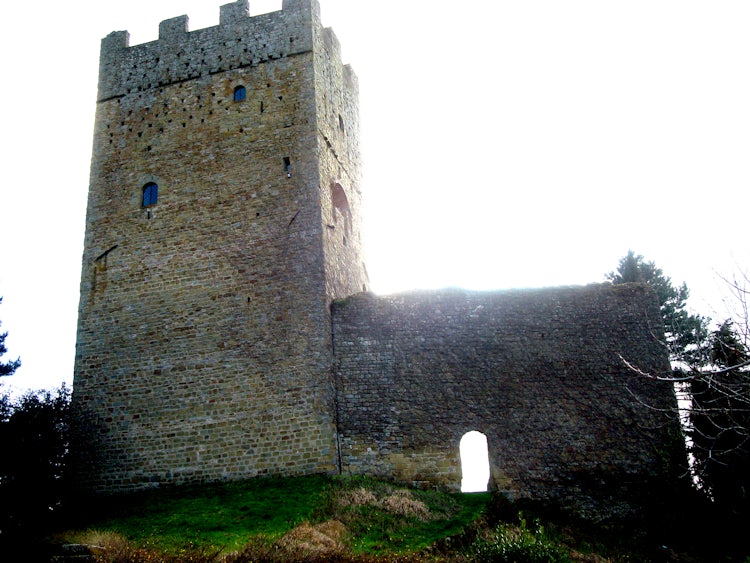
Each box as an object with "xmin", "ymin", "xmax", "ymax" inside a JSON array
[
  {"xmin": 468, "ymin": 514, "xmax": 571, "ymax": 563},
  {"xmin": 0, "ymin": 385, "xmax": 71, "ymax": 544}
]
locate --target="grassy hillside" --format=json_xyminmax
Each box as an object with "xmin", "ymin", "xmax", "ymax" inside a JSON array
[
  {"xmin": 46, "ymin": 475, "xmax": 749, "ymax": 562},
  {"xmin": 55, "ymin": 475, "xmax": 495, "ymax": 561}
]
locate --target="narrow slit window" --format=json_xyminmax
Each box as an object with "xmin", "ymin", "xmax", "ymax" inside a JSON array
[
  {"xmin": 284, "ymin": 157, "xmax": 291, "ymax": 177},
  {"xmin": 233, "ymin": 85, "xmax": 246, "ymax": 102},
  {"xmin": 142, "ymin": 182, "xmax": 158, "ymax": 207}
]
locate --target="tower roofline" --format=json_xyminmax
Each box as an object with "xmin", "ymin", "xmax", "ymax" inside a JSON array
[{"xmin": 97, "ymin": 0, "xmax": 321, "ymax": 101}]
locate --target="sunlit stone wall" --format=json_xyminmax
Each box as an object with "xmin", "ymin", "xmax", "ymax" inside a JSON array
[
  {"xmin": 72, "ymin": 0, "xmax": 366, "ymax": 493},
  {"xmin": 332, "ymin": 283, "xmax": 679, "ymax": 519}
]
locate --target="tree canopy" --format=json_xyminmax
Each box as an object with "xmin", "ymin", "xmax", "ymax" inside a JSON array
[
  {"xmin": 690, "ymin": 319, "xmax": 750, "ymax": 509},
  {"xmin": 608, "ymin": 252, "xmax": 749, "ymax": 514},
  {"xmin": 0, "ymin": 297, "xmax": 21, "ymax": 377},
  {"xmin": 606, "ymin": 251, "xmax": 708, "ymax": 366},
  {"xmin": 0, "ymin": 386, "xmax": 72, "ymax": 552}
]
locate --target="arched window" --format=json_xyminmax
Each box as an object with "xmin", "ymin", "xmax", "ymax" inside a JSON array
[
  {"xmin": 142, "ymin": 182, "xmax": 158, "ymax": 207},
  {"xmin": 331, "ymin": 182, "xmax": 352, "ymax": 237},
  {"xmin": 460, "ymin": 431, "xmax": 490, "ymax": 492},
  {"xmin": 233, "ymin": 85, "xmax": 246, "ymax": 102}
]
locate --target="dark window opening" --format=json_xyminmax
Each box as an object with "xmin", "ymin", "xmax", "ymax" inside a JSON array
[
  {"xmin": 284, "ymin": 157, "xmax": 291, "ymax": 177},
  {"xmin": 338, "ymin": 114, "xmax": 345, "ymax": 132},
  {"xmin": 142, "ymin": 182, "xmax": 158, "ymax": 207},
  {"xmin": 233, "ymin": 85, "xmax": 247, "ymax": 102}
]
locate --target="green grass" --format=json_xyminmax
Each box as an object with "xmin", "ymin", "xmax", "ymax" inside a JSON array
[
  {"xmin": 66, "ymin": 475, "xmax": 490, "ymax": 557},
  {"xmin": 321, "ymin": 476, "xmax": 489, "ymax": 554},
  {"xmin": 52, "ymin": 476, "xmax": 750, "ymax": 562},
  {"xmin": 78, "ymin": 475, "xmax": 330, "ymax": 553}
]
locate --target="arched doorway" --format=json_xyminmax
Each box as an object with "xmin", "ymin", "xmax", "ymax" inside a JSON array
[{"xmin": 460, "ymin": 431, "xmax": 490, "ymax": 492}]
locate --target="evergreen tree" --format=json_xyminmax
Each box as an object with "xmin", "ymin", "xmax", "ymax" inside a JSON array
[
  {"xmin": 0, "ymin": 297, "xmax": 21, "ymax": 377},
  {"xmin": 608, "ymin": 253, "xmax": 750, "ymax": 514},
  {"xmin": 606, "ymin": 251, "xmax": 708, "ymax": 366},
  {"xmin": 690, "ymin": 320, "xmax": 750, "ymax": 512}
]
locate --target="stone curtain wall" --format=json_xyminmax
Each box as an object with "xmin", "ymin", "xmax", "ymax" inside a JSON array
[{"xmin": 332, "ymin": 284, "xmax": 678, "ymax": 518}]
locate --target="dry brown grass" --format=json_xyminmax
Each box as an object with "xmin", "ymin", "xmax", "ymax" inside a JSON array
[
  {"xmin": 56, "ymin": 520, "xmax": 456, "ymax": 563},
  {"xmin": 276, "ymin": 519, "xmax": 349, "ymax": 556},
  {"xmin": 338, "ymin": 487, "xmax": 435, "ymax": 521},
  {"xmin": 380, "ymin": 490, "xmax": 433, "ymax": 520}
]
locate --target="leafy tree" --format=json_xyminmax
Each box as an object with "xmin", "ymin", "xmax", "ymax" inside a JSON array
[
  {"xmin": 606, "ymin": 251, "xmax": 708, "ymax": 366},
  {"xmin": 0, "ymin": 386, "xmax": 72, "ymax": 547},
  {"xmin": 0, "ymin": 297, "xmax": 21, "ymax": 377}
]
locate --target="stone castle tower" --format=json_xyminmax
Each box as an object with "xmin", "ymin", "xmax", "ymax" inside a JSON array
[{"xmin": 73, "ymin": 0, "xmax": 367, "ymax": 491}]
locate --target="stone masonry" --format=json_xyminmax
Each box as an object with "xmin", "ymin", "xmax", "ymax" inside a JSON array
[
  {"xmin": 73, "ymin": 0, "xmax": 366, "ymax": 491},
  {"xmin": 73, "ymin": 0, "xmax": 680, "ymax": 519},
  {"xmin": 332, "ymin": 285, "xmax": 678, "ymax": 518}
]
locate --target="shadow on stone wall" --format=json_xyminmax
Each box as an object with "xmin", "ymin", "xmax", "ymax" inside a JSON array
[{"xmin": 332, "ymin": 283, "xmax": 683, "ymax": 521}]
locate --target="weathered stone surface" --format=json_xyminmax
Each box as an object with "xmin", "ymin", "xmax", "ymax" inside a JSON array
[
  {"xmin": 332, "ymin": 285, "xmax": 678, "ymax": 518},
  {"xmin": 73, "ymin": 0, "xmax": 680, "ymax": 521},
  {"xmin": 73, "ymin": 0, "xmax": 366, "ymax": 493}
]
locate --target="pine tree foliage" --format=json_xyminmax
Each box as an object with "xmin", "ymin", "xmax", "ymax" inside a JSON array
[
  {"xmin": 606, "ymin": 251, "xmax": 708, "ymax": 366},
  {"xmin": 689, "ymin": 307, "xmax": 750, "ymax": 511},
  {"xmin": 0, "ymin": 297, "xmax": 21, "ymax": 377},
  {"xmin": 608, "ymin": 252, "xmax": 749, "ymax": 513}
]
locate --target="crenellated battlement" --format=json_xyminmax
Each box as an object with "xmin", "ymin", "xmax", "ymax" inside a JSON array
[{"xmin": 97, "ymin": 0, "xmax": 323, "ymax": 101}]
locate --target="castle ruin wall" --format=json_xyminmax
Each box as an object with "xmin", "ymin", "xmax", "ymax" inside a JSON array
[
  {"xmin": 73, "ymin": 0, "xmax": 682, "ymax": 519},
  {"xmin": 332, "ymin": 284, "xmax": 678, "ymax": 518}
]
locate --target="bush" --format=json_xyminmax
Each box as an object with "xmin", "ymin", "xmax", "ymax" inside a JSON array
[
  {"xmin": 468, "ymin": 514, "xmax": 571, "ymax": 563},
  {"xmin": 0, "ymin": 385, "xmax": 71, "ymax": 545}
]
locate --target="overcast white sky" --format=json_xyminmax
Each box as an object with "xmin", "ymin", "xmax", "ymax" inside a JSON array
[{"xmin": 1, "ymin": 0, "xmax": 749, "ymax": 394}]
